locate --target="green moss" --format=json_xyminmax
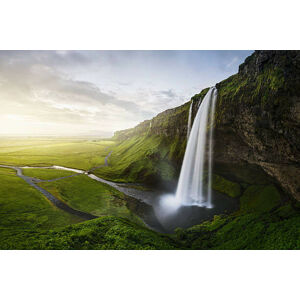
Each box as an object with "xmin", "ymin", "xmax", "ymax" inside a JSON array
[
  {"xmin": 178, "ymin": 204, "xmax": 300, "ymax": 250},
  {"xmin": 275, "ymin": 204, "xmax": 298, "ymax": 218},
  {"xmin": 94, "ymin": 134, "xmax": 182, "ymax": 185},
  {"xmin": 212, "ymin": 174, "xmax": 241, "ymax": 198},
  {"xmin": 4, "ymin": 203, "xmax": 299, "ymax": 250},
  {"xmin": 191, "ymin": 87, "xmax": 209, "ymax": 103},
  {"xmin": 240, "ymin": 184, "xmax": 281, "ymax": 213},
  {"xmin": 215, "ymin": 54, "xmax": 293, "ymax": 125},
  {"xmin": 0, "ymin": 216, "xmax": 178, "ymax": 250}
]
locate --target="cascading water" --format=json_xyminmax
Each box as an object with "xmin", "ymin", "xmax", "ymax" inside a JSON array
[
  {"xmin": 175, "ymin": 87, "xmax": 217, "ymax": 208},
  {"xmin": 187, "ymin": 99, "xmax": 193, "ymax": 139}
]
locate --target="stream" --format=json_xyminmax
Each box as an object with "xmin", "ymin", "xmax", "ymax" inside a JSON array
[
  {"xmin": 0, "ymin": 155, "xmax": 240, "ymax": 233},
  {"xmin": 0, "ymin": 164, "xmax": 97, "ymax": 220},
  {"xmin": 0, "ymin": 161, "xmax": 164, "ymax": 230}
]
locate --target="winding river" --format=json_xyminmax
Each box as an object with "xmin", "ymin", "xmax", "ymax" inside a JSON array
[
  {"xmin": 0, "ymin": 152, "xmax": 160, "ymax": 225},
  {"xmin": 0, "ymin": 164, "xmax": 97, "ymax": 220},
  {"xmin": 0, "ymin": 151, "xmax": 240, "ymax": 233}
]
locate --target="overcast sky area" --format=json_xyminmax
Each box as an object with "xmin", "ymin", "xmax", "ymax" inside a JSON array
[{"xmin": 0, "ymin": 50, "xmax": 253, "ymax": 137}]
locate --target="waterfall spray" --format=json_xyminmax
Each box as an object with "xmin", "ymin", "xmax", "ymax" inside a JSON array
[{"xmin": 175, "ymin": 87, "xmax": 217, "ymax": 207}]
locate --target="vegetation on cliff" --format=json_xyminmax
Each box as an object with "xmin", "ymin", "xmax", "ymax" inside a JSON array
[
  {"xmin": 94, "ymin": 134, "xmax": 185, "ymax": 186},
  {"xmin": 176, "ymin": 203, "xmax": 300, "ymax": 250}
]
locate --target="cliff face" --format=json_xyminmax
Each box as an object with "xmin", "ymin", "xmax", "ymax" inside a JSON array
[
  {"xmin": 214, "ymin": 50, "xmax": 300, "ymax": 201},
  {"xmin": 113, "ymin": 51, "xmax": 300, "ymax": 200}
]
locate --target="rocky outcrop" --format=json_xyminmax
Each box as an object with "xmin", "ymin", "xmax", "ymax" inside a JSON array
[
  {"xmin": 114, "ymin": 51, "xmax": 300, "ymax": 201},
  {"xmin": 214, "ymin": 51, "xmax": 300, "ymax": 201}
]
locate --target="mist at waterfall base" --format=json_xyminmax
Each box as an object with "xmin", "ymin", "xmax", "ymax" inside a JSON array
[{"xmin": 152, "ymin": 87, "xmax": 235, "ymax": 231}]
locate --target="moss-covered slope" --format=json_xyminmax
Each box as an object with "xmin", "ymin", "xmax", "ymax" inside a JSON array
[
  {"xmin": 94, "ymin": 133, "xmax": 186, "ymax": 187},
  {"xmin": 176, "ymin": 203, "xmax": 300, "ymax": 250}
]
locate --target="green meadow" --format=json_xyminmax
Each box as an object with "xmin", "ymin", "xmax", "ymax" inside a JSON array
[
  {"xmin": 22, "ymin": 168, "xmax": 76, "ymax": 180},
  {"xmin": 37, "ymin": 173, "xmax": 141, "ymax": 223},
  {"xmin": 0, "ymin": 137, "xmax": 114, "ymax": 170},
  {"xmin": 0, "ymin": 167, "xmax": 83, "ymax": 249},
  {"xmin": 0, "ymin": 138, "xmax": 143, "ymax": 249}
]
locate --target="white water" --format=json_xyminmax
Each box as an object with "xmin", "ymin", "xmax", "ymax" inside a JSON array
[
  {"xmin": 207, "ymin": 90, "xmax": 217, "ymax": 207},
  {"xmin": 175, "ymin": 87, "xmax": 217, "ymax": 207},
  {"xmin": 187, "ymin": 99, "xmax": 193, "ymax": 139}
]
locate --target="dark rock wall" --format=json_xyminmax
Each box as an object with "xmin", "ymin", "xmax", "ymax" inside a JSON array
[{"xmin": 214, "ymin": 51, "xmax": 300, "ymax": 201}]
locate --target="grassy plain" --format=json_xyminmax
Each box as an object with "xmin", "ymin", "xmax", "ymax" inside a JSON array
[
  {"xmin": 0, "ymin": 138, "xmax": 147, "ymax": 249},
  {"xmin": 22, "ymin": 168, "xmax": 76, "ymax": 180},
  {"xmin": 0, "ymin": 167, "xmax": 83, "ymax": 249},
  {"xmin": 38, "ymin": 175, "xmax": 141, "ymax": 223},
  {"xmin": 0, "ymin": 137, "xmax": 114, "ymax": 170}
]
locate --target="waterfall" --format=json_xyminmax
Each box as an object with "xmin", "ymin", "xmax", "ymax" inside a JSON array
[
  {"xmin": 207, "ymin": 90, "xmax": 217, "ymax": 207},
  {"xmin": 175, "ymin": 87, "xmax": 217, "ymax": 207},
  {"xmin": 187, "ymin": 100, "xmax": 193, "ymax": 139}
]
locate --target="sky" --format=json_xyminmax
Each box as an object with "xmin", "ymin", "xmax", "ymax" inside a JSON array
[{"xmin": 0, "ymin": 50, "xmax": 253, "ymax": 137}]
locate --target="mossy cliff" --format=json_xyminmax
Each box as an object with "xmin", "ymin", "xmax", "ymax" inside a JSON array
[
  {"xmin": 98, "ymin": 51, "xmax": 300, "ymax": 202},
  {"xmin": 214, "ymin": 50, "xmax": 300, "ymax": 201}
]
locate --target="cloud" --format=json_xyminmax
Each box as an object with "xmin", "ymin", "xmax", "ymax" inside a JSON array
[
  {"xmin": 158, "ymin": 89, "xmax": 177, "ymax": 98},
  {"xmin": 225, "ymin": 56, "xmax": 239, "ymax": 69},
  {"xmin": 0, "ymin": 50, "xmax": 253, "ymax": 136},
  {"xmin": 0, "ymin": 51, "xmax": 153, "ymax": 135}
]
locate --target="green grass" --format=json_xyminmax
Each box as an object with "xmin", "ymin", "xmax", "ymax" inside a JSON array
[
  {"xmin": 1, "ymin": 165, "xmax": 299, "ymax": 250},
  {"xmin": 240, "ymin": 184, "xmax": 281, "ymax": 213},
  {"xmin": 0, "ymin": 128, "xmax": 298, "ymax": 250},
  {"xmin": 0, "ymin": 167, "xmax": 83, "ymax": 249},
  {"xmin": 215, "ymin": 55, "xmax": 293, "ymax": 125},
  {"xmin": 0, "ymin": 137, "xmax": 114, "ymax": 170},
  {"xmin": 22, "ymin": 168, "xmax": 76, "ymax": 180},
  {"xmin": 212, "ymin": 174, "xmax": 241, "ymax": 198},
  {"xmin": 37, "ymin": 175, "xmax": 141, "ymax": 223},
  {"xmin": 173, "ymin": 183, "xmax": 299, "ymax": 250},
  {"xmin": 2, "ymin": 201, "xmax": 299, "ymax": 249},
  {"xmin": 177, "ymin": 204, "xmax": 300, "ymax": 249},
  {"xmin": 94, "ymin": 134, "xmax": 183, "ymax": 184},
  {"xmin": 0, "ymin": 216, "xmax": 178, "ymax": 250}
]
